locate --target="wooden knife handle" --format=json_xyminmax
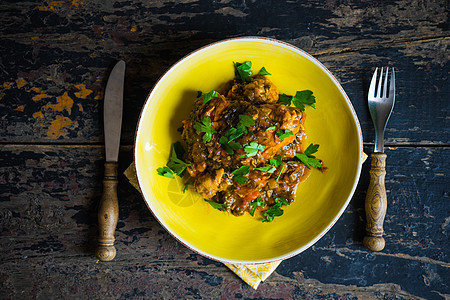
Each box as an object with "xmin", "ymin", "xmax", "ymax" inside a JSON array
[
  {"xmin": 96, "ymin": 162, "xmax": 119, "ymax": 261},
  {"xmin": 363, "ymin": 153, "xmax": 387, "ymax": 251}
]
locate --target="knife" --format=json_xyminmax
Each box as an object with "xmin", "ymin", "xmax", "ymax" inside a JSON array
[{"xmin": 96, "ymin": 60, "xmax": 125, "ymax": 261}]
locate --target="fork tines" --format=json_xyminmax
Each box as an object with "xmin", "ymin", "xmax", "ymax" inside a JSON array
[{"xmin": 369, "ymin": 67, "xmax": 395, "ymax": 99}]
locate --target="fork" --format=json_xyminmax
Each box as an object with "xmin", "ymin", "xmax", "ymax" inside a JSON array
[{"xmin": 363, "ymin": 67, "xmax": 396, "ymax": 251}]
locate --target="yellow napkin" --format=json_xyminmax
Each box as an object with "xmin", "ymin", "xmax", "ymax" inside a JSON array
[
  {"xmin": 124, "ymin": 162, "xmax": 279, "ymax": 289},
  {"xmin": 123, "ymin": 152, "xmax": 367, "ymax": 289}
]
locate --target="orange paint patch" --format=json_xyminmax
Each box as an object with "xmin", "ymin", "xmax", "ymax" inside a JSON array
[
  {"xmin": 43, "ymin": 92, "xmax": 74, "ymax": 114},
  {"xmin": 16, "ymin": 78, "xmax": 27, "ymax": 88},
  {"xmin": 71, "ymin": 0, "xmax": 85, "ymax": 7},
  {"xmin": 74, "ymin": 84, "xmax": 93, "ymax": 99},
  {"xmin": 31, "ymin": 36, "xmax": 39, "ymax": 40},
  {"xmin": 77, "ymin": 103, "xmax": 84, "ymax": 112},
  {"xmin": 15, "ymin": 105, "xmax": 25, "ymax": 112},
  {"xmin": 131, "ymin": 25, "xmax": 137, "ymax": 32},
  {"xmin": 29, "ymin": 87, "xmax": 49, "ymax": 101},
  {"xmin": 37, "ymin": 1, "xmax": 63, "ymax": 11},
  {"xmin": 3, "ymin": 82, "xmax": 13, "ymax": 89},
  {"xmin": 33, "ymin": 111, "xmax": 44, "ymax": 119},
  {"xmin": 47, "ymin": 115, "xmax": 77, "ymax": 139}
]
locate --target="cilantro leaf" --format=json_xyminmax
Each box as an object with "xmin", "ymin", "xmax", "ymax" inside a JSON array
[
  {"xmin": 193, "ymin": 116, "xmax": 216, "ymax": 143},
  {"xmin": 295, "ymin": 144, "xmax": 322, "ymax": 169},
  {"xmin": 249, "ymin": 197, "xmax": 265, "ymax": 216},
  {"xmin": 255, "ymin": 166, "xmax": 276, "ymax": 173},
  {"xmin": 269, "ymin": 154, "xmax": 283, "ymax": 167},
  {"xmin": 259, "ymin": 67, "xmax": 271, "ymax": 76},
  {"xmin": 278, "ymin": 93, "xmax": 292, "ymax": 106},
  {"xmin": 262, "ymin": 203, "xmax": 284, "ymax": 222},
  {"xmin": 234, "ymin": 175, "xmax": 248, "ymax": 184},
  {"xmin": 238, "ymin": 115, "xmax": 255, "ymax": 127},
  {"xmin": 292, "ymin": 90, "xmax": 316, "ymax": 111},
  {"xmin": 219, "ymin": 136, "xmax": 242, "ymax": 155},
  {"xmin": 295, "ymin": 153, "xmax": 322, "ymax": 169},
  {"xmin": 276, "ymin": 129, "xmax": 293, "ymax": 139},
  {"xmin": 304, "ymin": 143, "xmax": 320, "ymax": 157},
  {"xmin": 232, "ymin": 165, "xmax": 250, "ymax": 175},
  {"xmin": 275, "ymin": 164, "xmax": 285, "ymax": 182},
  {"xmin": 157, "ymin": 166, "xmax": 175, "ymax": 178},
  {"xmin": 262, "ymin": 197, "xmax": 290, "ymax": 222},
  {"xmin": 202, "ymin": 90, "xmax": 218, "ymax": 103},
  {"xmin": 205, "ymin": 199, "xmax": 228, "ymax": 211},
  {"xmin": 167, "ymin": 143, "xmax": 190, "ymax": 176},
  {"xmin": 242, "ymin": 141, "xmax": 265, "ymax": 157},
  {"xmin": 232, "ymin": 165, "xmax": 250, "ymax": 184},
  {"xmin": 264, "ymin": 126, "xmax": 276, "ymax": 132},
  {"xmin": 234, "ymin": 61, "xmax": 253, "ymax": 82}
]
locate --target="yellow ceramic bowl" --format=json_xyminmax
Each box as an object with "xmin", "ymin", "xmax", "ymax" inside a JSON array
[{"xmin": 134, "ymin": 37, "xmax": 363, "ymax": 264}]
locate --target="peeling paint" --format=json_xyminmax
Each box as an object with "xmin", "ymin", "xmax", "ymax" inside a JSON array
[
  {"xmin": 46, "ymin": 115, "xmax": 77, "ymax": 139},
  {"xmin": 15, "ymin": 78, "xmax": 27, "ymax": 88},
  {"xmin": 43, "ymin": 92, "xmax": 74, "ymax": 114},
  {"xmin": 15, "ymin": 106, "xmax": 25, "ymax": 112},
  {"xmin": 29, "ymin": 87, "xmax": 49, "ymax": 102},
  {"xmin": 74, "ymin": 84, "xmax": 93, "ymax": 99}
]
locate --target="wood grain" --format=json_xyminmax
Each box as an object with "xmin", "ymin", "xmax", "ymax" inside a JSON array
[
  {"xmin": 363, "ymin": 153, "xmax": 387, "ymax": 251},
  {"xmin": 0, "ymin": 0, "xmax": 448, "ymax": 299}
]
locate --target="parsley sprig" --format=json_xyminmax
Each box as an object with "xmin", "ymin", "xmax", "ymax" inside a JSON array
[
  {"xmin": 219, "ymin": 115, "xmax": 255, "ymax": 155},
  {"xmin": 276, "ymin": 129, "xmax": 293, "ymax": 139},
  {"xmin": 242, "ymin": 141, "xmax": 265, "ymax": 157},
  {"xmin": 277, "ymin": 90, "xmax": 316, "ymax": 111},
  {"xmin": 249, "ymin": 197, "xmax": 265, "ymax": 216},
  {"xmin": 262, "ymin": 197, "xmax": 290, "ymax": 222},
  {"xmin": 157, "ymin": 166, "xmax": 174, "ymax": 178},
  {"xmin": 234, "ymin": 61, "xmax": 253, "ymax": 82},
  {"xmin": 205, "ymin": 199, "xmax": 228, "ymax": 211},
  {"xmin": 202, "ymin": 90, "xmax": 218, "ymax": 103},
  {"xmin": 193, "ymin": 116, "xmax": 216, "ymax": 143},
  {"xmin": 166, "ymin": 142, "xmax": 190, "ymax": 176},
  {"xmin": 295, "ymin": 143, "xmax": 322, "ymax": 169},
  {"xmin": 232, "ymin": 165, "xmax": 250, "ymax": 184}
]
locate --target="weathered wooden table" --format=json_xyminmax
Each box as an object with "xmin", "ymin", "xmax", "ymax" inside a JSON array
[{"xmin": 1, "ymin": 1, "xmax": 448, "ymax": 299}]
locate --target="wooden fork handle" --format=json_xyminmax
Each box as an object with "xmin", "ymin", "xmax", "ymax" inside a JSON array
[
  {"xmin": 363, "ymin": 153, "xmax": 387, "ymax": 251},
  {"xmin": 96, "ymin": 162, "xmax": 119, "ymax": 261}
]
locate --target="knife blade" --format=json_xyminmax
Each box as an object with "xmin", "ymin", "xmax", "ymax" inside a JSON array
[{"xmin": 96, "ymin": 60, "xmax": 125, "ymax": 261}]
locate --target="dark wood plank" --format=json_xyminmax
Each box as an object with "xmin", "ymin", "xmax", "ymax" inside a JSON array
[
  {"xmin": 0, "ymin": 145, "xmax": 448, "ymax": 299},
  {"xmin": 0, "ymin": 0, "xmax": 448, "ymax": 144}
]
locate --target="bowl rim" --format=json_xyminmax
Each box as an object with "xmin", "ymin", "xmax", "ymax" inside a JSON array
[{"xmin": 134, "ymin": 36, "xmax": 364, "ymax": 265}]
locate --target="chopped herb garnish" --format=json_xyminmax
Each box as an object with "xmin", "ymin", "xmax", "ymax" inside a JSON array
[
  {"xmin": 249, "ymin": 197, "xmax": 265, "ymax": 216},
  {"xmin": 262, "ymin": 197, "xmax": 290, "ymax": 222},
  {"xmin": 205, "ymin": 199, "xmax": 228, "ymax": 211},
  {"xmin": 234, "ymin": 175, "xmax": 248, "ymax": 184},
  {"xmin": 264, "ymin": 126, "xmax": 276, "ymax": 132},
  {"xmin": 269, "ymin": 154, "xmax": 283, "ymax": 167},
  {"xmin": 292, "ymin": 90, "xmax": 316, "ymax": 111},
  {"xmin": 167, "ymin": 142, "xmax": 190, "ymax": 176},
  {"xmin": 202, "ymin": 90, "xmax": 218, "ymax": 103},
  {"xmin": 193, "ymin": 116, "xmax": 216, "ymax": 143},
  {"xmin": 219, "ymin": 135, "xmax": 242, "ymax": 155},
  {"xmin": 275, "ymin": 164, "xmax": 285, "ymax": 182},
  {"xmin": 232, "ymin": 165, "xmax": 250, "ymax": 175},
  {"xmin": 234, "ymin": 61, "xmax": 253, "ymax": 82},
  {"xmin": 295, "ymin": 143, "xmax": 322, "ymax": 169},
  {"xmin": 276, "ymin": 129, "xmax": 293, "ymax": 139},
  {"xmin": 157, "ymin": 166, "xmax": 175, "ymax": 178},
  {"xmin": 255, "ymin": 166, "xmax": 277, "ymax": 173},
  {"xmin": 238, "ymin": 115, "xmax": 255, "ymax": 127},
  {"xmin": 183, "ymin": 181, "xmax": 191, "ymax": 193},
  {"xmin": 232, "ymin": 165, "xmax": 250, "ymax": 184},
  {"xmin": 278, "ymin": 93, "xmax": 292, "ymax": 106},
  {"xmin": 259, "ymin": 67, "xmax": 271, "ymax": 76},
  {"xmin": 242, "ymin": 141, "xmax": 265, "ymax": 157}
]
